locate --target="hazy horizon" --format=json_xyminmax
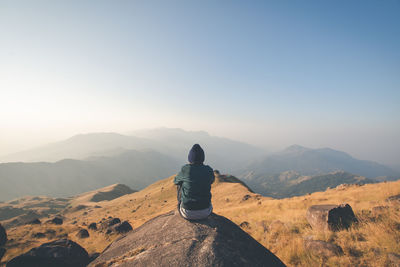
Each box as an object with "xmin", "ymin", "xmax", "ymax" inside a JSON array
[{"xmin": 1, "ymin": 1, "xmax": 399, "ymax": 167}]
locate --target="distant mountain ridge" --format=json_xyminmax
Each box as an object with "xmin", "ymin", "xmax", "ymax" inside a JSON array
[
  {"xmin": 0, "ymin": 150, "xmax": 180, "ymax": 201},
  {"xmin": 240, "ymin": 145, "xmax": 398, "ymax": 198},
  {"xmin": 0, "ymin": 128, "xmax": 265, "ymax": 173},
  {"xmin": 243, "ymin": 144, "xmax": 397, "ymax": 178}
]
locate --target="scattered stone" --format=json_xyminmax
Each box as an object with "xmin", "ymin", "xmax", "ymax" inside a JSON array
[
  {"xmin": 306, "ymin": 204, "xmax": 357, "ymax": 231},
  {"xmin": 113, "ymin": 221, "xmax": 133, "ymax": 234},
  {"xmin": 88, "ymin": 211, "xmax": 285, "ymax": 267},
  {"xmin": 0, "ymin": 247, "xmax": 5, "ymax": 261},
  {"xmin": 304, "ymin": 239, "xmax": 343, "ymax": 258},
  {"xmin": 26, "ymin": 218, "xmax": 41, "ymax": 225},
  {"xmin": 242, "ymin": 195, "xmax": 251, "ymax": 201},
  {"xmin": 31, "ymin": 232, "xmax": 46, "ymax": 239},
  {"xmin": 239, "ymin": 221, "xmax": 250, "ymax": 228},
  {"xmin": 88, "ymin": 222, "xmax": 97, "ymax": 230},
  {"xmin": 0, "ymin": 223, "xmax": 6, "ymax": 246},
  {"xmin": 76, "ymin": 229, "xmax": 90, "ymax": 239},
  {"xmin": 101, "ymin": 217, "xmax": 121, "ymax": 230},
  {"xmin": 7, "ymin": 239, "xmax": 89, "ymax": 267},
  {"xmin": 94, "ymin": 205, "xmax": 102, "ymax": 209},
  {"xmin": 387, "ymin": 253, "xmax": 400, "ymax": 267},
  {"xmin": 46, "ymin": 217, "xmax": 63, "ymax": 225}
]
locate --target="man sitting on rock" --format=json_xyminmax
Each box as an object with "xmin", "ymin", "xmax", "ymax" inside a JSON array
[{"xmin": 174, "ymin": 144, "xmax": 215, "ymax": 220}]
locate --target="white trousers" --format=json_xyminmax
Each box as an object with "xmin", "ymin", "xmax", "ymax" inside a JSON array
[{"xmin": 179, "ymin": 204, "xmax": 213, "ymax": 220}]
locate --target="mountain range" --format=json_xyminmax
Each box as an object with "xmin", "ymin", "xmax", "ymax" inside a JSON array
[{"xmin": 0, "ymin": 128, "xmax": 398, "ymax": 201}]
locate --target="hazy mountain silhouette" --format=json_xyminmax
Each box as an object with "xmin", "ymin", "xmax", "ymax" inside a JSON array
[
  {"xmin": 242, "ymin": 145, "xmax": 397, "ymax": 178},
  {"xmin": 240, "ymin": 145, "xmax": 398, "ymax": 197},
  {"xmin": 0, "ymin": 128, "xmax": 265, "ymax": 172},
  {"xmin": 0, "ymin": 150, "xmax": 180, "ymax": 201}
]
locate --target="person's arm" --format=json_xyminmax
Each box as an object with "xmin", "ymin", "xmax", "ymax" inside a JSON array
[
  {"xmin": 173, "ymin": 166, "xmax": 185, "ymax": 185},
  {"xmin": 210, "ymin": 168, "xmax": 215, "ymax": 184}
]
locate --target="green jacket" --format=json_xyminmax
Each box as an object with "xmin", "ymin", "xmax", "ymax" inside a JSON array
[{"xmin": 174, "ymin": 163, "xmax": 215, "ymax": 210}]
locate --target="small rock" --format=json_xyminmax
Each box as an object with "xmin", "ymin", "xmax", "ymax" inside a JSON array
[
  {"xmin": 242, "ymin": 195, "xmax": 251, "ymax": 201},
  {"xmin": 7, "ymin": 239, "xmax": 89, "ymax": 267},
  {"xmin": 0, "ymin": 223, "xmax": 6, "ymax": 246},
  {"xmin": 239, "ymin": 221, "xmax": 250, "ymax": 228},
  {"xmin": 76, "ymin": 229, "xmax": 90, "ymax": 238},
  {"xmin": 88, "ymin": 223, "xmax": 97, "ymax": 230},
  {"xmin": 113, "ymin": 221, "xmax": 133, "ymax": 234},
  {"xmin": 46, "ymin": 217, "xmax": 63, "ymax": 225},
  {"xmin": 306, "ymin": 204, "xmax": 357, "ymax": 231},
  {"xmin": 387, "ymin": 253, "xmax": 400, "ymax": 267},
  {"xmin": 101, "ymin": 217, "xmax": 121, "ymax": 230},
  {"xmin": 31, "ymin": 232, "xmax": 46, "ymax": 239},
  {"xmin": 304, "ymin": 239, "xmax": 343, "ymax": 258},
  {"xmin": 26, "ymin": 218, "xmax": 41, "ymax": 225}
]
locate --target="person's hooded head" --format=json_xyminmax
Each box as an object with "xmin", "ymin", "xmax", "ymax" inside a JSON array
[{"xmin": 188, "ymin": 144, "xmax": 205, "ymax": 164}]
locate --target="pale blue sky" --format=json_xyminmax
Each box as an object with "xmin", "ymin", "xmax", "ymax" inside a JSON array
[{"xmin": 0, "ymin": 1, "xmax": 399, "ymax": 166}]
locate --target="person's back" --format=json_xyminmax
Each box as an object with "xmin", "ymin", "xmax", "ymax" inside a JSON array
[{"xmin": 174, "ymin": 144, "xmax": 215, "ymax": 220}]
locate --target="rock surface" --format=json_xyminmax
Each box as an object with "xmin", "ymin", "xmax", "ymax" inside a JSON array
[
  {"xmin": 306, "ymin": 204, "xmax": 357, "ymax": 231},
  {"xmin": 7, "ymin": 239, "xmax": 89, "ymax": 267},
  {"xmin": 304, "ymin": 239, "xmax": 343, "ymax": 258},
  {"xmin": 89, "ymin": 211, "xmax": 285, "ymax": 267},
  {"xmin": 0, "ymin": 223, "xmax": 6, "ymax": 246},
  {"xmin": 0, "ymin": 247, "xmax": 6, "ymax": 261}
]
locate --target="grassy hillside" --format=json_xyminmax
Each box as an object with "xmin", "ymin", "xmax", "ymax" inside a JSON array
[{"xmin": 1, "ymin": 173, "xmax": 400, "ymax": 266}]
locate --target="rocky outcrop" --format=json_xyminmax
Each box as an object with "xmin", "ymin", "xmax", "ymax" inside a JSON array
[
  {"xmin": 304, "ymin": 239, "xmax": 343, "ymax": 258},
  {"xmin": 0, "ymin": 223, "xmax": 6, "ymax": 246},
  {"xmin": 306, "ymin": 204, "xmax": 357, "ymax": 231},
  {"xmin": 7, "ymin": 239, "xmax": 89, "ymax": 267},
  {"xmin": 89, "ymin": 211, "xmax": 285, "ymax": 267}
]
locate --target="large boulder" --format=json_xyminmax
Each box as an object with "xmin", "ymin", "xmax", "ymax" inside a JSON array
[
  {"xmin": 304, "ymin": 239, "xmax": 343, "ymax": 258},
  {"xmin": 306, "ymin": 204, "xmax": 357, "ymax": 231},
  {"xmin": 0, "ymin": 247, "xmax": 6, "ymax": 261},
  {"xmin": 0, "ymin": 223, "xmax": 6, "ymax": 246},
  {"xmin": 7, "ymin": 239, "xmax": 89, "ymax": 267},
  {"xmin": 89, "ymin": 211, "xmax": 285, "ymax": 267}
]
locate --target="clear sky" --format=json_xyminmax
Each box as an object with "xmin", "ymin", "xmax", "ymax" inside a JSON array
[{"xmin": 1, "ymin": 1, "xmax": 399, "ymax": 166}]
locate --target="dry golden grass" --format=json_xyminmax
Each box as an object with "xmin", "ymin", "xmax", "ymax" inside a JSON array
[{"xmin": 1, "ymin": 175, "xmax": 400, "ymax": 267}]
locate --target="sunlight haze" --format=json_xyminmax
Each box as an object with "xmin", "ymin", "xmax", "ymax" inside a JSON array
[{"xmin": 1, "ymin": 1, "xmax": 399, "ymax": 167}]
